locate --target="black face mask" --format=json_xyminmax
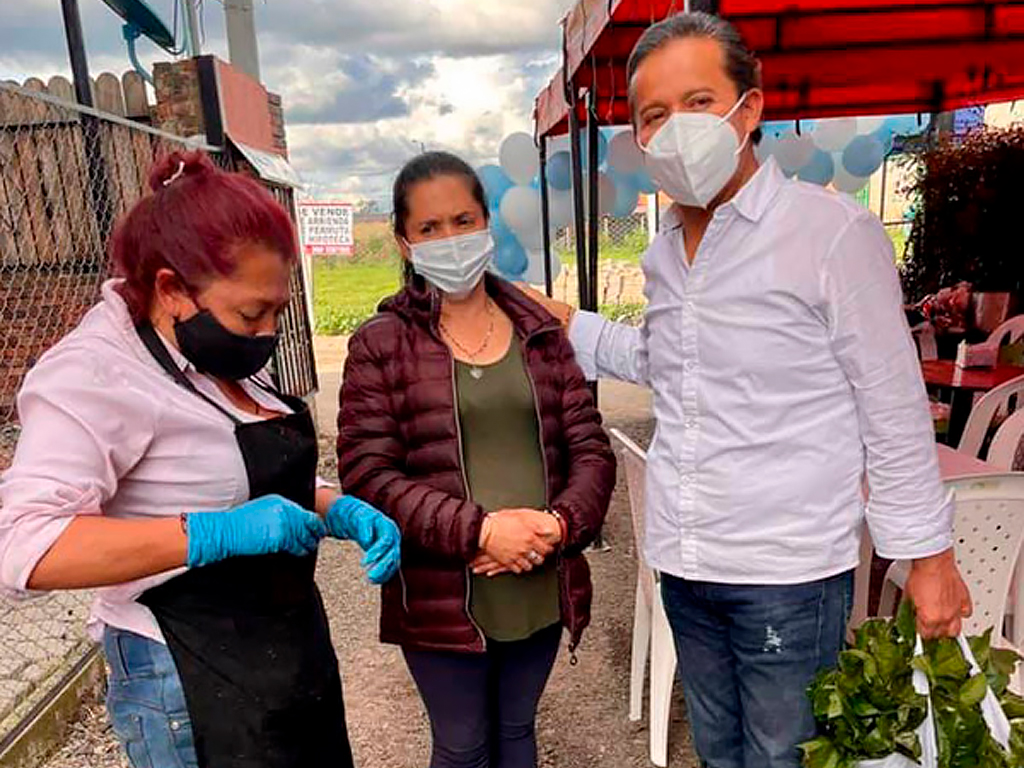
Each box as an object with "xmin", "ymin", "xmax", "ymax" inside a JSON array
[{"xmin": 174, "ymin": 309, "xmax": 279, "ymax": 380}]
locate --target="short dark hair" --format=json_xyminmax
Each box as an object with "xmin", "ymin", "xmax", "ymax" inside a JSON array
[
  {"xmin": 392, "ymin": 151, "xmax": 490, "ymax": 284},
  {"xmin": 626, "ymin": 11, "xmax": 763, "ymax": 143}
]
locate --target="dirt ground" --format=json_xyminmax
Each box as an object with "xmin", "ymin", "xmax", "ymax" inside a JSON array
[{"xmin": 40, "ymin": 340, "xmax": 698, "ymax": 768}]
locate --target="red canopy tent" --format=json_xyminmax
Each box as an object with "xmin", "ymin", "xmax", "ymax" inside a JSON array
[
  {"xmin": 536, "ymin": 0, "xmax": 1024, "ymax": 137},
  {"xmin": 532, "ymin": 0, "xmax": 1024, "ymax": 311}
]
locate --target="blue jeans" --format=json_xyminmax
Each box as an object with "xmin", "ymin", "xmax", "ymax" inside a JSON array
[
  {"xmin": 661, "ymin": 570, "xmax": 853, "ymax": 768},
  {"xmin": 103, "ymin": 627, "xmax": 199, "ymax": 768},
  {"xmin": 403, "ymin": 623, "xmax": 562, "ymax": 768}
]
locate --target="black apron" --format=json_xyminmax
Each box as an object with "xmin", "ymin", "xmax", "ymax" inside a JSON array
[{"xmin": 136, "ymin": 324, "xmax": 353, "ymax": 768}]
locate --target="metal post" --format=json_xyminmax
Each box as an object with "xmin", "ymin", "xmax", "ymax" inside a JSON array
[
  {"xmin": 60, "ymin": 0, "xmax": 93, "ymax": 106},
  {"xmin": 538, "ymin": 136, "xmax": 554, "ymax": 297},
  {"xmin": 183, "ymin": 0, "xmax": 202, "ymax": 57},
  {"xmin": 225, "ymin": 0, "xmax": 261, "ymax": 81},
  {"xmin": 586, "ymin": 92, "xmax": 600, "ymax": 312},
  {"xmin": 568, "ymin": 96, "xmax": 589, "ymax": 310},
  {"xmin": 61, "ymin": 0, "xmax": 115, "ymax": 246},
  {"xmin": 879, "ymin": 155, "xmax": 888, "ymax": 224}
]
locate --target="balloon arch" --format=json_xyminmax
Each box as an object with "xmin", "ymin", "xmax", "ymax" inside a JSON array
[{"xmin": 482, "ymin": 113, "xmax": 929, "ymax": 285}]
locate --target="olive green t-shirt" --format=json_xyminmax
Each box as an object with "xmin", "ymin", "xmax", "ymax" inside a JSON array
[{"xmin": 456, "ymin": 342, "xmax": 560, "ymax": 642}]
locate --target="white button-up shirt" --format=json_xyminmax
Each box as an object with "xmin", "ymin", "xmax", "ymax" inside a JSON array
[
  {"xmin": 572, "ymin": 158, "xmax": 952, "ymax": 585},
  {"xmin": 0, "ymin": 281, "xmax": 304, "ymax": 642}
]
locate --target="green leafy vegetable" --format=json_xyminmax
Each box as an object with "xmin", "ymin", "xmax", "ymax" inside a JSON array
[{"xmin": 801, "ymin": 602, "xmax": 1023, "ymax": 768}]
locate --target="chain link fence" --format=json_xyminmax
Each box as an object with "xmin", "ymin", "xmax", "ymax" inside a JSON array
[
  {"xmin": 0, "ymin": 80, "xmax": 315, "ymax": 756},
  {"xmin": 551, "ymin": 212, "xmax": 649, "ymax": 325}
]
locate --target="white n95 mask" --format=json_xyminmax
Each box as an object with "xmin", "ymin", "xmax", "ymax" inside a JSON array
[
  {"xmin": 408, "ymin": 230, "xmax": 494, "ymax": 299},
  {"xmin": 640, "ymin": 94, "xmax": 749, "ymax": 209}
]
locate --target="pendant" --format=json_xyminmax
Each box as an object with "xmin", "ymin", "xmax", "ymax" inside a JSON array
[{"xmin": 470, "ymin": 366, "xmax": 484, "ymax": 380}]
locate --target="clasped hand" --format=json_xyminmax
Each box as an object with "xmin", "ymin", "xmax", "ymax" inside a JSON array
[{"xmin": 471, "ymin": 508, "xmax": 562, "ymax": 577}]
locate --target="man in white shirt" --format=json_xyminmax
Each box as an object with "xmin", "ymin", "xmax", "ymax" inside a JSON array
[{"xmin": 529, "ymin": 12, "xmax": 971, "ymax": 767}]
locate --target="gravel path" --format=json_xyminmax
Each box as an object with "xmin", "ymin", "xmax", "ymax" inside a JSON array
[{"xmin": 39, "ymin": 380, "xmax": 698, "ymax": 768}]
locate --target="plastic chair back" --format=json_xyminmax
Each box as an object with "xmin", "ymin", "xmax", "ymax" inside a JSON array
[{"xmin": 958, "ymin": 375, "xmax": 1024, "ymax": 459}]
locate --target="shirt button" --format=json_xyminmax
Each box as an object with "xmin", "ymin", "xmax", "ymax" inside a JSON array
[{"xmin": 170, "ymin": 721, "xmax": 181, "ymax": 731}]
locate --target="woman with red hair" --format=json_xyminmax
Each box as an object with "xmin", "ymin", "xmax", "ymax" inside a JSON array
[{"xmin": 0, "ymin": 152, "xmax": 399, "ymax": 768}]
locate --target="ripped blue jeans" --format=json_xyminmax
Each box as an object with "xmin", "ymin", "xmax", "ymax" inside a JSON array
[{"xmin": 660, "ymin": 570, "xmax": 853, "ymax": 768}]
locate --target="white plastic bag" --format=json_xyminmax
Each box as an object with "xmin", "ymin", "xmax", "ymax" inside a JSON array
[{"xmin": 855, "ymin": 634, "xmax": 1010, "ymax": 768}]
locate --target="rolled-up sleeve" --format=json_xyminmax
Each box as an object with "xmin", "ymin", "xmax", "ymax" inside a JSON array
[
  {"xmin": 569, "ymin": 310, "xmax": 650, "ymax": 386},
  {"xmin": 824, "ymin": 212, "xmax": 954, "ymax": 560},
  {"xmin": 0, "ymin": 345, "xmax": 155, "ymax": 593}
]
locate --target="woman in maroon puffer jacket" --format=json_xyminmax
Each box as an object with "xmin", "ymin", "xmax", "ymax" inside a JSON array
[{"xmin": 337, "ymin": 152, "xmax": 615, "ymax": 768}]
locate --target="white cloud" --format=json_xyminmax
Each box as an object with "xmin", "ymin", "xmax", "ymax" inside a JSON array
[{"xmin": 0, "ymin": 0, "xmax": 575, "ymax": 209}]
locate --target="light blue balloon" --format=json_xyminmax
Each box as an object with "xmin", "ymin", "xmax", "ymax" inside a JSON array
[
  {"xmin": 493, "ymin": 236, "xmax": 528, "ymax": 278},
  {"xmin": 843, "ymin": 135, "xmax": 886, "ymax": 178},
  {"xmin": 872, "ymin": 124, "xmax": 896, "ymax": 155},
  {"xmin": 797, "ymin": 149, "xmax": 835, "ymax": 186},
  {"xmin": 477, "ymin": 165, "xmax": 513, "ymax": 209},
  {"xmin": 608, "ymin": 170, "xmax": 640, "ymax": 217},
  {"xmin": 761, "ymin": 120, "xmax": 792, "ymax": 140},
  {"xmin": 632, "ymin": 167, "xmax": 658, "ymax": 194},
  {"xmin": 490, "ymin": 216, "xmax": 515, "ymax": 246},
  {"xmin": 547, "ymin": 151, "xmax": 572, "ymax": 191}
]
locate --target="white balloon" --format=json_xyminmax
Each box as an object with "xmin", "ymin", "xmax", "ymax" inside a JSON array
[
  {"xmin": 774, "ymin": 132, "xmax": 815, "ymax": 173},
  {"xmin": 607, "ymin": 130, "xmax": 644, "ymax": 174},
  {"xmin": 857, "ymin": 116, "xmax": 886, "ymax": 134},
  {"xmin": 547, "ymin": 189, "xmax": 574, "ymax": 228},
  {"xmin": 521, "ymin": 248, "xmax": 563, "ymax": 286},
  {"xmin": 812, "ymin": 118, "xmax": 858, "ymax": 152},
  {"xmin": 499, "ymin": 132, "xmax": 540, "ymax": 186},
  {"xmin": 832, "ymin": 163, "xmax": 870, "ymax": 194},
  {"xmin": 500, "ymin": 185, "xmax": 542, "ymax": 241}
]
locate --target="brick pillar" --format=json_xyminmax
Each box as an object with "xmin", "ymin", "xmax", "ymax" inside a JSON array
[
  {"xmin": 152, "ymin": 60, "xmax": 205, "ymax": 139},
  {"xmin": 268, "ymin": 92, "xmax": 288, "ymax": 158}
]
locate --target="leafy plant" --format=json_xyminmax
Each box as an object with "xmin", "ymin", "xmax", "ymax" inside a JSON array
[
  {"xmin": 599, "ymin": 302, "xmax": 646, "ymax": 326},
  {"xmin": 900, "ymin": 125, "xmax": 1024, "ymax": 300},
  {"xmin": 802, "ymin": 602, "xmax": 1024, "ymax": 768}
]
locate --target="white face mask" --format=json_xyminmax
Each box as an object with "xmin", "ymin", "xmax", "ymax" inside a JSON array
[
  {"xmin": 408, "ymin": 230, "xmax": 494, "ymax": 299},
  {"xmin": 640, "ymin": 93, "xmax": 749, "ymax": 209}
]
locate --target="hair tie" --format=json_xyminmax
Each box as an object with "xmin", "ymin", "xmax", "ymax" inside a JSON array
[{"xmin": 163, "ymin": 160, "xmax": 186, "ymax": 187}]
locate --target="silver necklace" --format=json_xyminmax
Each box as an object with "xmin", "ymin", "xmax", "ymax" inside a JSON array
[{"xmin": 440, "ymin": 300, "xmax": 495, "ymax": 380}]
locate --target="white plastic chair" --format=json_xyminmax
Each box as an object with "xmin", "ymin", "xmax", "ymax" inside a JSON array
[
  {"xmin": 986, "ymin": 315, "xmax": 1024, "ymax": 348},
  {"xmin": 609, "ymin": 428, "xmax": 677, "ymax": 768},
  {"xmin": 957, "ymin": 374, "xmax": 1024, "ymax": 459},
  {"xmin": 877, "ymin": 473, "xmax": 1024, "ymax": 693},
  {"xmin": 989, "ymin": 409, "xmax": 1024, "ymax": 471}
]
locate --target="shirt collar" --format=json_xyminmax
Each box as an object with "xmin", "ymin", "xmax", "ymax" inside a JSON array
[
  {"xmin": 99, "ymin": 279, "xmax": 195, "ymax": 373},
  {"xmin": 659, "ymin": 156, "xmax": 787, "ymax": 232},
  {"xmin": 156, "ymin": 326, "xmax": 195, "ymax": 373}
]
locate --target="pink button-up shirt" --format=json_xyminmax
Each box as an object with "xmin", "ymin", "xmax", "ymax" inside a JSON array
[{"xmin": 0, "ymin": 280, "xmax": 304, "ymax": 642}]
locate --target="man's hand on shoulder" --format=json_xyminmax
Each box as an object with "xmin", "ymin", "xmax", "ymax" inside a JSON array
[{"xmin": 515, "ymin": 283, "xmax": 576, "ymax": 329}]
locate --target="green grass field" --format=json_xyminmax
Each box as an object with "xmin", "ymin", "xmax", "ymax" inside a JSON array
[
  {"xmin": 313, "ymin": 257, "xmax": 400, "ymax": 335},
  {"xmin": 312, "ymin": 219, "xmax": 908, "ymax": 336}
]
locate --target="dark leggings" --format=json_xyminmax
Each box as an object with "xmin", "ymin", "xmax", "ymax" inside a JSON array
[{"xmin": 403, "ymin": 623, "xmax": 562, "ymax": 768}]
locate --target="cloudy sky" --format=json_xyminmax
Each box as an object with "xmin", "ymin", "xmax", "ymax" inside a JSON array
[{"xmin": 0, "ymin": 0, "xmax": 573, "ymax": 207}]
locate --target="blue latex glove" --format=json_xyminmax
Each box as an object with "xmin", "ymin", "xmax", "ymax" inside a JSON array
[
  {"xmin": 325, "ymin": 496, "xmax": 401, "ymax": 584},
  {"xmin": 186, "ymin": 494, "xmax": 327, "ymax": 568}
]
